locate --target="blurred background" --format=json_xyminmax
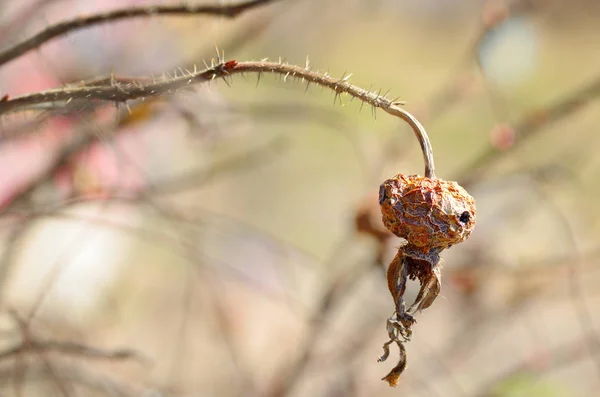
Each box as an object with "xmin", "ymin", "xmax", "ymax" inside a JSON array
[{"xmin": 0, "ymin": 0, "xmax": 599, "ymax": 396}]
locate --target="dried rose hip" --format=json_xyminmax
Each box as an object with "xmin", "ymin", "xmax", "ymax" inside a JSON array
[
  {"xmin": 378, "ymin": 174, "xmax": 476, "ymax": 387},
  {"xmin": 379, "ymin": 174, "xmax": 476, "ymax": 261}
]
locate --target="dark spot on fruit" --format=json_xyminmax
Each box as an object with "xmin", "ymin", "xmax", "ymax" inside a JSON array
[{"xmin": 459, "ymin": 211, "xmax": 471, "ymax": 223}]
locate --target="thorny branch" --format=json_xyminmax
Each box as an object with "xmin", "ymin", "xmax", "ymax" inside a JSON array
[
  {"xmin": 0, "ymin": 59, "xmax": 436, "ymax": 178},
  {"xmin": 0, "ymin": 0, "xmax": 280, "ymax": 67}
]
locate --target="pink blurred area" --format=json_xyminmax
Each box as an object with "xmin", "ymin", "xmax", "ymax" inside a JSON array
[
  {"xmin": 0, "ymin": 0, "xmax": 178, "ymax": 209},
  {"xmin": 0, "ymin": 103, "xmax": 151, "ymax": 210}
]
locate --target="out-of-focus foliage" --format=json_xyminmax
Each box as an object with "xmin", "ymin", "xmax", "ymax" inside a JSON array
[{"xmin": 0, "ymin": 1, "xmax": 599, "ymax": 397}]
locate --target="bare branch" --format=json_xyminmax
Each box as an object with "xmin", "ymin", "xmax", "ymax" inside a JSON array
[
  {"xmin": 459, "ymin": 74, "xmax": 600, "ymax": 186},
  {"xmin": 0, "ymin": 0, "xmax": 280, "ymax": 67},
  {"xmin": 0, "ymin": 60, "xmax": 436, "ymax": 178}
]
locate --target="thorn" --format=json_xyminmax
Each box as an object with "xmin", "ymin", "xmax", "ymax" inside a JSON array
[
  {"xmin": 256, "ymin": 71, "xmax": 262, "ymax": 88},
  {"xmin": 193, "ymin": 64, "xmax": 198, "ymax": 74},
  {"xmin": 284, "ymin": 72, "xmax": 290, "ymax": 83},
  {"xmin": 305, "ymin": 55, "xmax": 310, "ymax": 69},
  {"xmin": 214, "ymin": 43, "xmax": 221, "ymax": 63},
  {"xmin": 221, "ymin": 76, "xmax": 231, "ymax": 87},
  {"xmin": 305, "ymin": 80, "xmax": 311, "ymax": 93},
  {"xmin": 203, "ymin": 60, "xmax": 210, "ymax": 70},
  {"xmin": 382, "ymin": 88, "xmax": 391, "ymax": 99}
]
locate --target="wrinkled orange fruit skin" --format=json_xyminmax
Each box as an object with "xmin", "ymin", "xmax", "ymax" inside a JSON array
[{"xmin": 379, "ymin": 174, "xmax": 476, "ymax": 259}]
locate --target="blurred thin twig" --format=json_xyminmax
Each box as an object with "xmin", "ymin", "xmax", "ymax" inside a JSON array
[
  {"xmin": 0, "ymin": 0, "xmax": 281, "ymax": 67},
  {"xmin": 0, "ymin": 337, "xmax": 145, "ymax": 363},
  {"xmin": 459, "ymin": 74, "xmax": 600, "ymax": 186}
]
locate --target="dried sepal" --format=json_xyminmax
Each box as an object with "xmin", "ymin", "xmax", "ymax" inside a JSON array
[
  {"xmin": 407, "ymin": 260, "xmax": 441, "ymax": 314},
  {"xmin": 380, "ymin": 339, "xmax": 407, "ymax": 387}
]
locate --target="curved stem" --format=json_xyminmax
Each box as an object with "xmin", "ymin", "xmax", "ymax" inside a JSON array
[
  {"xmin": 394, "ymin": 106, "xmax": 436, "ymax": 178},
  {"xmin": 0, "ymin": 60, "xmax": 436, "ymax": 177}
]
